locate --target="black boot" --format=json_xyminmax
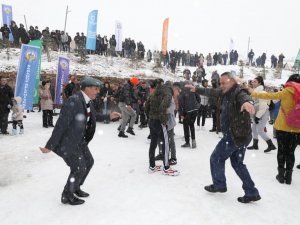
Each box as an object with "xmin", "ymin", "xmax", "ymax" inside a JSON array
[
  {"xmin": 181, "ymin": 143, "xmax": 191, "ymax": 148},
  {"xmin": 285, "ymin": 170, "xmax": 293, "ymax": 185},
  {"xmin": 61, "ymin": 192, "xmax": 85, "ymax": 205},
  {"xmin": 118, "ymin": 131, "xmax": 128, "ymax": 138},
  {"xmin": 276, "ymin": 168, "xmax": 285, "ymax": 184},
  {"xmin": 297, "ymin": 164, "xmax": 300, "ymax": 169},
  {"xmin": 247, "ymin": 139, "xmax": 258, "ymax": 150},
  {"xmin": 74, "ymin": 189, "xmax": 89, "ymax": 198},
  {"xmin": 126, "ymin": 127, "xmax": 135, "ymax": 135},
  {"xmin": 237, "ymin": 195, "xmax": 261, "ymax": 203},
  {"xmin": 264, "ymin": 139, "xmax": 276, "ymax": 153}
]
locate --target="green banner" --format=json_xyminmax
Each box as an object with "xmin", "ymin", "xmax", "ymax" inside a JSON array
[
  {"xmin": 294, "ymin": 49, "xmax": 300, "ymax": 70},
  {"xmin": 29, "ymin": 40, "xmax": 42, "ymax": 104}
]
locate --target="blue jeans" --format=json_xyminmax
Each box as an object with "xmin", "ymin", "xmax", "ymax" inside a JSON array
[{"xmin": 210, "ymin": 134, "xmax": 259, "ymax": 196}]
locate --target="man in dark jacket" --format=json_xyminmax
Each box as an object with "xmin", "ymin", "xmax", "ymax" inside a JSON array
[
  {"xmin": 145, "ymin": 79, "xmax": 179, "ymax": 176},
  {"xmin": 179, "ymin": 82, "xmax": 200, "ymax": 148},
  {"xmin": 0, "ymin": 24, "xmax": 10, "ymax": 41},
  {"xmin": 137, "ymin": 81, "xmax": 149, "ymax": 128},
  {"xmin": 18, "ymin": 24, "xmax": 29, "ymax": 44},
  {"xmin": 187, "ymin": 72, "xmax": 261, "ymax": 203},
  {"xmin": 118, "ymin": 77, "xmax": 139, "ymax": 137},
  {"xmin": 248, "ymin": 49, "xmax": 255, "ymax": 65},
  {"xmin": 64, "ymin": 75, "xmax": 80, "ymax": 99},
  {"xmin": 40, "ymin": 77, "xmax": 102, "ymax": 205},
  {"xmin": 0, "ymin": 77, "xmax": 14, "ymax": 134}
]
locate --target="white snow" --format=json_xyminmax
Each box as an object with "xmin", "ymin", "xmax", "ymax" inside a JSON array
[
  {"xmin": 0, "ymin": 111, "xmax": 300, "ymax": 225},
  {"xmin": 0, "ymin": 48, "xmax": 298, "ymax": 85},
  {"xmin": 1, "ymin": 48, "xmax": 300, "ymax": 225}
]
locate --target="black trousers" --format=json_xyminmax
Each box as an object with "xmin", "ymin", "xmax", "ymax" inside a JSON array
[
  {"xmin": 149, "ymin": 119, "xmax": 170, "ymax": 169},
  {"xmin": 139, "ymin": 104, "xmax": 147, "ymax": 126},
  {"xmin": 0, "ymin": 112, "xmax": 9, "ymax": 133},
  {"xmin": 276, "ymin": 130, "xmax": 300, "ymax": 170},
  {"xmin": 13, "ymin": 120, "xmax": 24, "ymax": 129},
  {"xmin": 62, "ymin": 144, "xmax": 94, "ymax": 194},
  {"xmin": 197, "ymin": 105, "xmax": 208, "ymax": 126},
  {"xmin": 42, "ymin": 110, "xmax": 53, "ymax": 126},
  {"xmin": 183, "ymin": 111, "xmax": 197, "ymax": 143}
]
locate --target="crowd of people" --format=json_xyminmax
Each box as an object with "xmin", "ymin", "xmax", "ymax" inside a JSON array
[
  {"xmin": 0, "ymin": 19, "xmax": 298, "ymax": 207},
  {"xmin": 1, "ymin": 71, "xmax": 300, "ymax": 206},
  {"xmin": 0, "ymin": 20, "xmax": 288, "ymax": 75}
]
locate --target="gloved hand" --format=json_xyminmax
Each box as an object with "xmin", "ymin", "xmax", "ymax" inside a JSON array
[{"xmin": 254, "ymin": 117, "xmax": 260, "ymax": 124}]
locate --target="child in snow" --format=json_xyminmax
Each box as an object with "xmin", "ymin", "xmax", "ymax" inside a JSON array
[{"xmin": 11, "ymin": 96, "xmax": 24, "ymax": 135}]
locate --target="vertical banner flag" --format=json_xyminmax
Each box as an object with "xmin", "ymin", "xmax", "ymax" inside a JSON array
[
  {"xmin": 115, "ymin": 21, "xmax": 122, "ymax": 52},
  {"xmin": 15, "ymin": 45, "xmax": 40, "ymax": 110},
  {"xmin": 229, "ymin": 38, "xmax": 234, "ymax": 52},
  {"xmin": 161, "ymin": 18, "xmax": 169, "ymax": 56},
  {"xmin": 86, "ymin": 10, "xmax": 98, "ymax": 50},
  {"xmin": 1, "ymin": 4, "xmax": 13, "ymax": 41},
  {"xmin": 294, "ymin": 49, "xmax": 300, "ymax": 71},
  {"xmin": 55, "ymin": 56, "xmax": 70, "ymax": 105},
  {"xmin": 29, "ymin": 40, "xmax": 42, "ymax": 104}
]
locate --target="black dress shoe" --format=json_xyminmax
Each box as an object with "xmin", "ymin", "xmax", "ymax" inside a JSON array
[
  {"xmin": 204, "ymin": 184, "xmax": 227, "ymax": 193},
  {"xmin": 126, "ymin": 127, "xmax": 135, "ymax": 135},
  {"xmin": 74, "ymin": 189, "xmax": 90, "ymax": 198},
  {"xmin": 237, "ymin": 195, "xmax": 261, "ymax": 203},
  {"xmin": 61, "ymin": 193, "xmax": 85, "ymax": 205},
  {"xmin": 118, "ymin": 131, "xmax": 128, "ymax": 138}
]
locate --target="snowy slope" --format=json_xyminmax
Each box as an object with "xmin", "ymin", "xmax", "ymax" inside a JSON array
[
  {"xmin": 0, "ymin": 48, "xmax": 297, "ymax": 85},
  {"xmin": 0, "ymin": 112, "xmax": 300, "ymax": 225}
]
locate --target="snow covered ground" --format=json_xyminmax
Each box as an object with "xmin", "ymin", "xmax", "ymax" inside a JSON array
[
  {"xmin": 1, "ymin": 111, "xmax": 300, "ymax": 225},
  {"xmin": 0, "ymin": 48, "xmax": 297, "ymax": 86}
]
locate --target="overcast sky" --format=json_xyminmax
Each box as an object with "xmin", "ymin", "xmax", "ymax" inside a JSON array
[{"xmin": 3, "ymin": 0, "xmax": 300, "ymax": 59}]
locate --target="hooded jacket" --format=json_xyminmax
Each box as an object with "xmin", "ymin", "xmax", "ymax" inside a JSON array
[{"xmin": 252, "ymin": 82, "xmax": 300, "ymax": 133}]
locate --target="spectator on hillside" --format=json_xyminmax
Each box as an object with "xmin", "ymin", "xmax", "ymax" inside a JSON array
[
  {"xmin": 10, "ymin": 21, "xmax": 19, "ymax": 47},
  {"xmin": 248, "ymin": 49, "xmax": 255, "ymax": 65},
  {"xmin": 0, "ymin": 24, "xmax": 10, "ymax": 41},
  {"xmin": 18, "ymin": 24, "xmax": 29, "ymax": 44}
]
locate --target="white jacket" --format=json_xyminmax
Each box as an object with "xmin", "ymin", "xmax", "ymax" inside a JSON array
[{"xmin": 253, "ymin": 85, "xmax": 270, "ymax": 118}]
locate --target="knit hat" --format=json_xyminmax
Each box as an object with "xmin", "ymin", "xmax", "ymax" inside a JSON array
[{"xmin": 130, "ymin": 77, "xmax": 140, "ymax": 86}]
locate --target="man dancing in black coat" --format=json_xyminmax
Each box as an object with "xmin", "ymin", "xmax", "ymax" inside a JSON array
[{"xmin": 40, "ymin": 77, "xmax": 102, "ymax": 205}]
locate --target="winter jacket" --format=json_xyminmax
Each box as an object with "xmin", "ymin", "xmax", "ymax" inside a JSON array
[
  {"xmin": 137, "ymin": 86, "xmax": 149, "ymax": 104},
  {"xmin": 145, "ymin": 85, "xmax": 172, "ymax": 124},
  {"xmin": 40, "ymin": 89, "xmax": 53, "ymax": 110},
  {"xmin": 179, "ymin": 88, "xmax": 200, "ymax": 115},
  {"xmin": 196, "ymin": 84, "xmax": 253, "ymax": 146},
  {"xmin": 45, "ymin": 92, "xmax": 96, "ymax": 155},
  {"xmin": 12, "ymin": 97, "xmax": 23, "ymax": 121},
  {"xmin": 0, "ymin": 84, "xmax": 14, "ymax": 113},
  {"xmin": 118, "ymin": 81, "xmax": 136, "ymax": 106},
  {"xmin": 251, "ymin": 82, "xmax": 300, "ymax": 133},
  {"xmin": 166, "ymin": 97, "xmax": 176, "ymax": 131},
  {"xmin": 252, "ymin": 85, "xmax": 270, "ymax": 118}
]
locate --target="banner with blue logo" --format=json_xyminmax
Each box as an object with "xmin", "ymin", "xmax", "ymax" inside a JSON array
[
  {"xmin": 1, "ymin": 4, "xmax": 13, "ymax": 41},
  {"xmin": 15, "ymin": 45, "xmax": 40, "ymax": 110},
  {"xmin": 86, "ymin": 10, "xmax": 98, "ymax": 50},
  {"xmin": 115, "ymin": 21, "xmax": 122, "ymax": 52},
  {"xmin": 55, "ymin": 56, "xmax": 70, "ymax": 105}
]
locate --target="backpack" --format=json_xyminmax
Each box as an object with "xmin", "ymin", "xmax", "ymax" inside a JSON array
[{"xmin": 281, "ymin": 82, "xmax": 300, "ymax": 128}]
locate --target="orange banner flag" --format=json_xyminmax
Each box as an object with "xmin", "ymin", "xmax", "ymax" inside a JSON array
[{"xmin": 161, "ymin": 18, "xmax": 169, "ymax": 56}]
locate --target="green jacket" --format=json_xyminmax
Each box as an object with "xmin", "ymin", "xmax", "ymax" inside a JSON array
[{"xmin": 145, "ymin": 85, "xmax": 172, "ymax": 124}]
